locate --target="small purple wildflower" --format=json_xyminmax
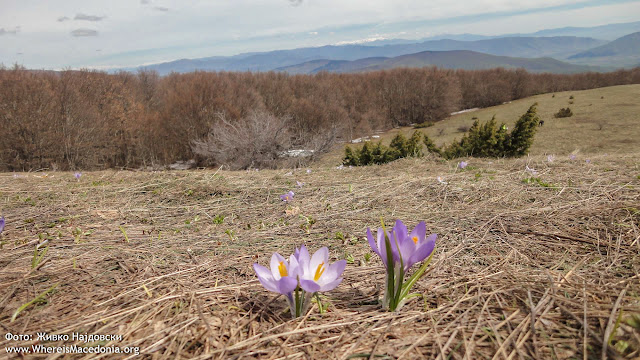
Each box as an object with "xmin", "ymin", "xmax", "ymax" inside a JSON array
[
  {"xmin": 306, "ymin": 169, "xmax": 312, "ymax": 174},
  {"xmin": 569, "ymin": 154, "xmax": 577, "ymax": 161},
  {"xmin": 458, "ymin": 161, "xmax": 468, "ymax": 169},
  {"xmin": 0, "ymin": 216, "xmax": 4, "ymax": 234},
  {"xmin": 280, "ymin": 191, "xmax": 295, "ymax": 202},
  {"xmin": 74, "ymin": 172, "xmax": 82, "ymax": 180},
  {"xmin": 296, "ymin": 181, "xmax": 304, "ymax": 188},
  {"xmin": 547, "ymin": 155, "xmax": 555, "ymax": 163},
  {"xmin": 585, "ymin": 159, "xmax": 591, "ymax": 164},
  {"xmin": 525, "ymin": 165, "xmax": 538, "ymax": 176},
  {"xmin": 366, "ymin": 220, "xmax": 437, "ymax": 311}
]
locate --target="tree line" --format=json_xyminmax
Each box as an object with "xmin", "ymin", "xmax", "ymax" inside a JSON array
[{"xmin": 1, "ymin": 64, "xmax": 639, "ymax": 170}]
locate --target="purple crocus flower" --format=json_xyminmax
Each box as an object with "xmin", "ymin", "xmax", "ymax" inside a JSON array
[
  {"xmin": 458, "ymin": 161, "xmax": 468, "ymax": 169},
  {"xmin": 366, "ymin": 219, "xmax": 437, "ymax": 311},
  {"xmin": 585, "ymin": 159, "xmax": 591, "ymax": 164},
  {"xmin": 253, "ymin": 253, "xmax": 298, "ymax": 295},
  {"xmin": 525, "ymin": 165, "xmax": 538, "ymax": 176},
  {"xmin": 569, "ymin": 154, "xmax": 577, "ymax": 161},
  {"xmin": 367, "ymin": 220, "xmax": 436, "ymax": 273},
  {"xmin": 296, "ymin": 181, "xmax": 304, "ymax": 188},
  {"xmin": 0, "ymin": 216, "xmax": 5, "ymax": 234},
  {"xmin": 295, "ymin": 245, "xmax": 346, "ymax": 293},
  {"xmin": 547, "ymin": 155, "xmax": 555, "ymax": 163},
  {"xmin": 306, "ymin": 169, "xmax": 312, "ymax": 174},
  {"xmin": 280, "ymin": 191, "xmax": 294, "ymax": 202},
  {"xmin": 74, "ymin": 172, "xmax": 82, "ymax": 180}
]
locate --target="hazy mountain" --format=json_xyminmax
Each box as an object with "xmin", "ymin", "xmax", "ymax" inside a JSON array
[
  {"xmin": 140, "ymin": 36, "xmax": 605, "ymax": 75},
  {"xmin": 523, "ymin": 21, "xmax": 640, "ymax": 41},
  {"xmin": 568, "ymin": 32, "xmax": 640, "ymax": 67},
  {"xmin": 276, "ymin": 50, "xmax": 603, "ymax": 74},
  {"xmin": 341, "ymin": 21, "xmax": 640, "ymax": 46}
]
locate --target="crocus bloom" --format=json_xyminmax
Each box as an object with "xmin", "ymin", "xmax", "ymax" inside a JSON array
[
  {"xmin": 366, "ymin": 219, "xmax": 437, "ymax": 311},
  {"xmin": 569, "ymin": 154, "xmax": 577, "ymax": 161},
  {"xmin": 458, "ymin": 161, "xmax": 468, "ymax": 169},
  {"xmin": 547, "ymin": 155, "xmax": 555, "ymax": 163},
  {"xmin": 280, "ymin": 191, "xmax": 294, "ymax": 202},
  {"xmin": 74, "ymin": 172, "xmax": 82, "ymax": 180},
  {"xmin": 585, "ymin": 159, "xmax": 591, "ymax": 164},
  {"xmin": 367, "ymin": 220, "xmax": 436, "ymax": 273},
  {"xmin": 296, "ymin": 181, "xmax": 304, "ymax": 188},
  {"xmin": 0, "ymin": 216, "xmax": 4, "ymax": 234},
  {"xmin": 295, "ymin": 245, "xmax": 346, "ymax": 293},
  {"xmin": 253, "ymin": 253, "xmax": 298, "ymax": 295},
  {"xmin": 306, "ymin": 169, "xmax": 312, "ymax": 174},
  {"xmin": 525, "ymin": 165, "xmax": 538, "ymax": 176},
  {"xmin": 437, "ymin": 176, "xmax": 448, "ymax": 185}
]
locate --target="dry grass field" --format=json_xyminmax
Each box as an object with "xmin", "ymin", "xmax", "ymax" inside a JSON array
[{"xmin": 1, "ymin": 86, "xmax": 640, "ymax": 359}]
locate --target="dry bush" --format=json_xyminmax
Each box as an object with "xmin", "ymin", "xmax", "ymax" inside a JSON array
[{"xmin": 192, "ymin": 110, "xmax": 292, "ymax": 169}]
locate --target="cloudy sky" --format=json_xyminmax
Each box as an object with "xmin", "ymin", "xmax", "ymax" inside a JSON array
[{"xmin": 1, "ymin": 0, "xmax": 639, "ymax": 69}]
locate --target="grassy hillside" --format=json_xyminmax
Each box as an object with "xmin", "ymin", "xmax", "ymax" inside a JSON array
[
  {"xmin": 324, "ymin": 84, "xmax": 640, "ymax": 165},
  {"xmin": 1, "ymin": 152, "xmax": 638, "ymax": 358}
]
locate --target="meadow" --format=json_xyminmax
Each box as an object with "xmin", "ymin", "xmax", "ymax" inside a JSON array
[
  {"xmin": 1, "ymin": 86, "xmax": 640, "ymax": 359},
  {"xmin": 327, "ymin": 84, "xmax": 640, "ymax": 162}
]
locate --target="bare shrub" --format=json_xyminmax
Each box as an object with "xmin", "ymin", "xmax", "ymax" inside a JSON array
[
  {"xmin": 554, "ymin": 107, "xmax": 573, "ymax": 118},
  {"xmin": 457, "ymin": 125, "xmax": 470, "ymax": 133},
  {"xmin": 192, "ymin": 110, "xmax": 292, "ymax": 170}
]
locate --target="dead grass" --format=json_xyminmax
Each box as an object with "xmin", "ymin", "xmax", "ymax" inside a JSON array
[{"xmin": 1, "ymin": 153, "xmax": 640, "ymax": 359}]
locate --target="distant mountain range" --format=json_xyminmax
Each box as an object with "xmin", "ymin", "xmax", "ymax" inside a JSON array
[
  {"xmin": 276, "ymin": 50, "xmax": 600, "ymax": 74},
  {"xmin": 136, "ymin": 21, "xmax": 640, "ymax": 75},
  {"xmin": 568, "ymin": 32, "xmax": 640, "ymax": 67},
  {"xmin": 139, "ymin": 36, "xmax": 606, "ymax": 75}
]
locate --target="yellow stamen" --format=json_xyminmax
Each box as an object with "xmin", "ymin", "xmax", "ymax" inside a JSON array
[
  {"xmin": 278, "ymin": 261, "xmax": 288, "ymax": 277},
  {"xmin": 412, "ymin": 236, "xmax": 419, "ymax": 244},
  {"xmin": 314, "ymin": 262, "xmax": 325, "ymax": 281}
]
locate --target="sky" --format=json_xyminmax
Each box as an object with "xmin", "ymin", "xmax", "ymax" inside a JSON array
[{"xmin": 1, "ymin": 0, "xmax": 640, "ymax": 69}]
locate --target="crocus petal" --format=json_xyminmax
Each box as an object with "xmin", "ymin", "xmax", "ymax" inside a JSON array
[
  {"xmin": 310, "ymin": 247, "xmax": 329, "ymax": 275},
  {"xmin": 0, "ymin": 216, "xmax": 4, "ymax": 234},
  {"xmin": 409, "ymin": 222, "xmax": 426, "ymax": 244},
  {"xmin": 322, "ymin": 260, "xmax": 346, "ymax": 283},
  {"xmin": 393, "ymin": 220, "xmax": 408, "ymax": 244},
  {"xmin": 377, "ymin": 227, "xmax": 390, "ymax": 267},
  {"xmin": 406, "ymin": 233, "xmax": 437, "ymax": 271},
  {"xmin": 288, "ymin": 254, "xmax": 300, "ymax": 279},
  {"xmin": 297, "ymin": 245, "xmax": 311, "ymax": 278},
  {"xmin": 270, "ymin": 252, "xmax": 287, "ymax": 280},
  {"xmin": 253, "ymin": 264, "xmax": 279, "ymax": 293},
  {"xmin": 366, "ymin": 228, "xmax": 381, "ymax": 258},
  {"xmin": 277, "ymin": 276, "xmax": 298, "ymax": 294},
  {"xmin": 300, "ymin": 279, "xmax": 321, "ymax": 293},
  {"xmin": 318, "ymin": 277, "xmax": 343, "ymax": 292}
]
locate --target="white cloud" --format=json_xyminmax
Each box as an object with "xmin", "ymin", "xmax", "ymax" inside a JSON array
[
  {"xmin": 71, "ymin": 29, "xmax": 98, "ymax": 37},
  {"xmin": 74, "ymin": 13, "xmax": 106, "ymax": 21}
]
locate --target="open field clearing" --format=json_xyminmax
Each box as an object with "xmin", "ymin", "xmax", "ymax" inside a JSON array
[{"xmin": 1, "ymin": 152, "xmax": 639, "ymax": 358}]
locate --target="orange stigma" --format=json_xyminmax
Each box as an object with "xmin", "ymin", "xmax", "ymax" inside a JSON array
[
  {"xmin": 278, "ymin": 261, "xmax": 288, "ymax": 277},
  {"xmin": 412, "ymin": 236, "xmax": 419, "ymax": 244},
  {"xmin": 314, "ymin": 262, "xmax": 326, "ymax": 281}
]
